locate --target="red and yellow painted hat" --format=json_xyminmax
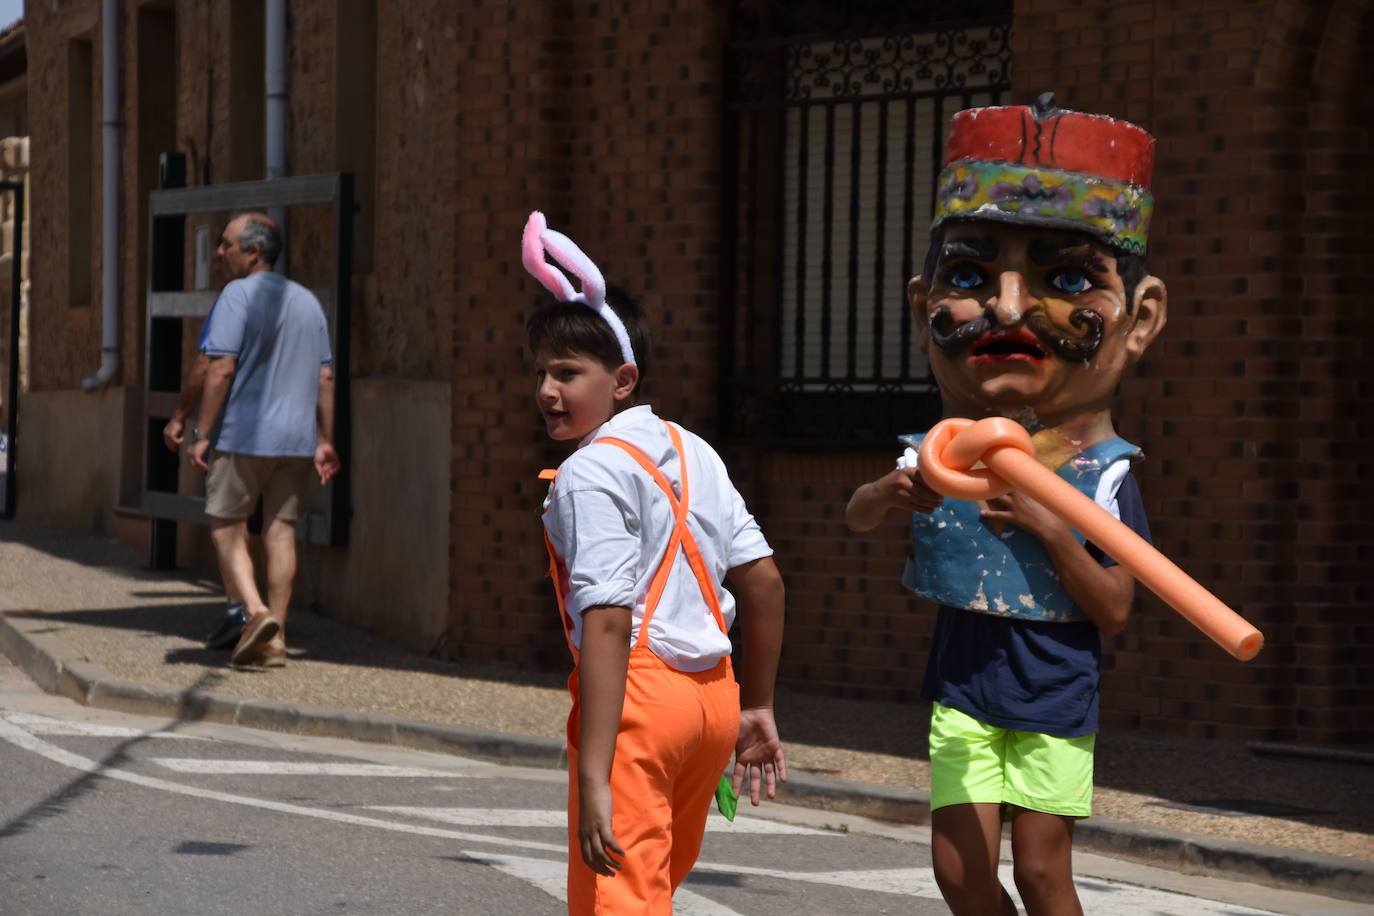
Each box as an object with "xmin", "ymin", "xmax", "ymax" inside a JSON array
[{"xmin": 932, "ymin": 92, "xmax": 1156, "ymax": 254}]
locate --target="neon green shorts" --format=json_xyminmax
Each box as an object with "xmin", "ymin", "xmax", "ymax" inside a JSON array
[{"xmin": 928, "ymin": 702, "xmax": 1096, "ymax": 819}]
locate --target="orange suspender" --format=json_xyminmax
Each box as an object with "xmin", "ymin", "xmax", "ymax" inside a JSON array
[
  {"xmin": 596, "ymin": 423, "xmax": 729, "ymax": 644},
  {"xmin": 540, "ymin": 421, "xmax": 728, "ymax": 658}
]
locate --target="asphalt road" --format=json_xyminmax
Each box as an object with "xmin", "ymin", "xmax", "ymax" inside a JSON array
[{"xmin": 0, "ymin": 662, "xmax": 1361, "ymax": 916}]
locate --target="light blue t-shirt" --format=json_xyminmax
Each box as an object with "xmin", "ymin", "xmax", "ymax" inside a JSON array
[{"xmin": 201, "ymin": 271, "xmax": 332, "ymax": 458}]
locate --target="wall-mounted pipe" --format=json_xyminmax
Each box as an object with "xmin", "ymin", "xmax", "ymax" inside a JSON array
[
  {"xmin": 265, "ymin": 0, "xmax": 287, "ymax": 272},
  {"xmin": 81, "ymin": 0, "xmax": 121, "ymax": 391}
]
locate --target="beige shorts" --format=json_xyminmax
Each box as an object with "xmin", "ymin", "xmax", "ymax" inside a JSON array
[{"xmin": 205, "ymin": 452, "xmax": 313, "ymax": 521}]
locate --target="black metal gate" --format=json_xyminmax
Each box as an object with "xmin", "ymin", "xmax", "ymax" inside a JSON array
[
  {"xmin": 141, "ymin": 172, "xmax": 354, "ymax": 562},
  {"xmin": 0, "ymin": 178, "xmax": 22, "ymax": 518},
  {"xmin": 721, "ymin": 1, "xmax": 1012, "ymax": 448}
]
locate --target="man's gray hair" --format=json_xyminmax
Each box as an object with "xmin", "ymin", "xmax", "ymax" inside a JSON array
[{"xmin": 237, "ymin": 215, "xmax": 282, "ymax": 267}]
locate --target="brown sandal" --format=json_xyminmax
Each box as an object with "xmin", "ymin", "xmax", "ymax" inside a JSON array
[
  {"xmin": 230, "ymin": 611, "xmax": 279, "ymax": 666},
  {"xmin": 258, "ymin": 638, "xmax": 287, "ymax": 668}
]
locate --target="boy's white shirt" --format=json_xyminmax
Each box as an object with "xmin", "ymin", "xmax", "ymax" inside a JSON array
[{"xmin": 543, "ymin": 405, "xmax": 772, "ymax": 672}]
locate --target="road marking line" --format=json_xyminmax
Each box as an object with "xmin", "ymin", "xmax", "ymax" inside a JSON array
[
  {"xmin": 1000, "ymin": 865, "xmax": 1284, "ymax": 916},
  {"xmin": 0, "ymin": 715, "xmax": 1287, "ymax": 914},
  {"xmin": 474, "ymin": 852, "xmax": 746, "ymax": 915},
  {"xmin": 688, "ymin": 863, "xmax": 944, "ymax": 899},
  {"xmin": 367, "ymin": 806, "xmax": 831, "ymax": 835},
  {"xmin": 2, "ymin": 711, "xmax": 205, "ymax": 739},
  {"xmin": 0, "ymin": 716, "xmax": 563, "ymax": 854},
  {"xmin": 150, "ymin": 759, "xmax": 463, "ymax": 777}
]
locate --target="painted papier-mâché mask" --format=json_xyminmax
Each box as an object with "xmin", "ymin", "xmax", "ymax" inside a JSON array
[{"xmin": 901, "ymin": 93, "xmax": 1168, "ymax": 622}]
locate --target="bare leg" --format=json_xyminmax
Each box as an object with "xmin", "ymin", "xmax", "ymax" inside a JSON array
[
  {"xmin": 931, "ymin": 803, "xmax": 1019, "ymax": 916},
  {"xmin": 262, "ymin": 514, "xmax": 296, "ymax": 643},
  {"xmin": 1009, "ymin": 807, "xmax": 1082, "ymax": 916},
  {"xmin": 209, "ymin": 518, "xmax": 265, "ymax": 613},
  {"xmin": 211, "ymin": 543, "xmax": 243, "ymax": 606}
]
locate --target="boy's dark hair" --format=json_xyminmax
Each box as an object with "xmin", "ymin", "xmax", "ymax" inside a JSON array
[
  {"xmin": 922, "ymin": 226, "xmax": 1149, "ymax": 311},
  {"xmin": 526, "ymin": 284, "xmax": 650, "ymax": 385}
]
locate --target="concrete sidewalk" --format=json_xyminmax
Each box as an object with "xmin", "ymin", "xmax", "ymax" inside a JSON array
[{"xmin": 1, "ymin": 521, "xmax": 1371, "ymax": 905}]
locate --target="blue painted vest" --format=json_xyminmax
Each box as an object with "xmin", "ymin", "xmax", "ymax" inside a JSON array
[{"xmin": 899, "ymin": 433, "xmax": 1142, "ymax": 623}]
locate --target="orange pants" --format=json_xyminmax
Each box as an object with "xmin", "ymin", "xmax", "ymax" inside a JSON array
[{"xmin": 566, "ymin": 648, "xmax": 740, "ymax": 915}]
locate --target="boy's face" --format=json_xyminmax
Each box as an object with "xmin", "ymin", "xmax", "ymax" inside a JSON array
[
  {"xmin": 908, "ymin": 222, "xmax": 1165, "ymax": 426},
  {"xmin": 533, "ymin": 349, "xmax": 638, "ymax": 442}
]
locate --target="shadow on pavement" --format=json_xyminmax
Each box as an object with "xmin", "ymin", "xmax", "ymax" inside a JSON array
[{"xmin": 4, "ymin": 521, "xmax": 1373, "ymax": 855}]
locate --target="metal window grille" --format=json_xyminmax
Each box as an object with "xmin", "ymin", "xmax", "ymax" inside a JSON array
[{"xmin": 722, "ymin": 3, "xmax": 1012, "ymax": 448}]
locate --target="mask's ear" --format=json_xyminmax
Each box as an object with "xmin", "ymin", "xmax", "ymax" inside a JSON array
[
  {"xmin": 613, "ymin": 363, "xmax": 640, "ymax": 402},
  {"xmin": 1125, "ymin": 275, "xmax": 1167, "ymax": 362},
  {"xmin": 908, "ymin": 275, "xmax": 932, "ymax": 354}
]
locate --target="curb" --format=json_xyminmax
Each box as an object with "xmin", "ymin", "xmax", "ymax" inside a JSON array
[{"xmin": 2, "ymin": 610, "xmax": 1372, "ymax": 904}]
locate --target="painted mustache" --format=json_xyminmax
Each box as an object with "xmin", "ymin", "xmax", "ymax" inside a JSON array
[{"xmin": 928, "ymin": 305, "xmax": 1104, "ymax": 363}]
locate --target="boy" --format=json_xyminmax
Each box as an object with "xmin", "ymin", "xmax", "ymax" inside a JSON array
[
  {"xmin": 523, "ymin": 212, "xmax": 787, "ymax": 914},
  {"xmin": 847, "ymin": 95, "xmax": 1167, "ymax": 915}
]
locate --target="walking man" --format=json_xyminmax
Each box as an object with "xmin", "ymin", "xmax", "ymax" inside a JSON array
[
  {"xmin": 187, "ymin": 212, "xmax": 340, "ymax": 667},
  {"xmin": 163, "ymin": 259, "xmax": 246, "ymax": 650}
]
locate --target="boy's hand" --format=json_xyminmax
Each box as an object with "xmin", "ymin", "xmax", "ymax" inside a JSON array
[
  {"xmin": 733, "ymin": 707, "xmax": 787, "ymax": 806},
  {"xmin": 980, "ymin": 490, "xmax": 1070, "ymax": 543},
  {"xmin": 578, "ymin": 781, "xmax": 625, "ymax": 876},
  {"xmin": 874, "ymin": 467, "xmax": 944, "ymax": 515}
]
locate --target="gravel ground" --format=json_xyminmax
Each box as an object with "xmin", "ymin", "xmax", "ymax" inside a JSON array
[{"xmin": 2, "ymin": 522, "xmax": 1370, "ymax": 862}]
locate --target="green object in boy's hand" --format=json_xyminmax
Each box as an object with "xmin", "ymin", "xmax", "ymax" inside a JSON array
[{"xmin": 714, "ymin": 775, "xmax": 738, "ymax": 821}]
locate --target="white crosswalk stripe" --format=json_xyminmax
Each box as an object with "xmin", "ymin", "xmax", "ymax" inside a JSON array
[
  {"xmin": 0, "ymin": 709, "xmax": 1295, "ymax": 915},
  {"xmin": 476, "ymin": 852, "xmax": 747, "ymax": 915},
  {"xmin": 149, "ymin": 758, "xmax": 463, "ymax": 777},
  {"xmin": 1020, "ymin": 869, "xmax": 1284, "ymax": 915},
  {"xmin": 2, "ymin": 710, "xmax": 204, "ymax": 739},
  {"xmin": 367, "ymin": 806, "xmax": 831, "ymax": 835}
]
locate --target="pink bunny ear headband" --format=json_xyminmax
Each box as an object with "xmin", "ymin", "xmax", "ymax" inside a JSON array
[{"xmin": 522, "ymin": 211, "xmax": 636, "ymax": 366}]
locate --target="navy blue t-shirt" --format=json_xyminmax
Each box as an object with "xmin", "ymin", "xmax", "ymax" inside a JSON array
[{"xmin": 919, "ymin": 472, "xmax": 1151, "ymax": 738}]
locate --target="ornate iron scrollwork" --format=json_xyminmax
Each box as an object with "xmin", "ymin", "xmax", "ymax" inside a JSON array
[
  {"xmin": 787, "ymin": 26, "xmax": 1012, "ymax": 101},
  {"xmin": 724, "ymin": 0, "xmax": 1013, "ymax": 446}
]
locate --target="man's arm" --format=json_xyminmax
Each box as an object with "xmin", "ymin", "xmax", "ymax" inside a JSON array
[
  {"xmin": 576, "ymin": 604, "xmax": 631, "ymax": 876},
  {"xmin": 316, "ymin": 365, "xmax": 335, "ymax": 445},
  {"xmin": 313, "ymin": 365, "xmax": 341, "ymax": 484},
  {"xmin": 186, "ymin": 356, "xmax": 236, "ymax": 472},
  {"xmin": 162, "ymin": 352, "xmax": 210, "ymax": 452},
  {"xmin": 727, "ymin": 555, "xmax": 787, "ymax": 805}
]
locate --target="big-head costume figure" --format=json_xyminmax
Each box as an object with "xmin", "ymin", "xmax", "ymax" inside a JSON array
[{"xmin": 904, "ymin": 92, "xmax": 1167, "ymax": 621}]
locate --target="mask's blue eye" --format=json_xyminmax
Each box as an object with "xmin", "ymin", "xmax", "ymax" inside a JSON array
[
  {"xmin": 949, "ymin": 265, "xmax": 984, "ymax": 289},
  {"xmin": 1049, "ymin": 267, "xmax": 1092, "ymax": 293}
]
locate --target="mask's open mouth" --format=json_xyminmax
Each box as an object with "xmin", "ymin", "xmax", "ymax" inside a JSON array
[{"xmin": 970, "ymin": 329, "xmax": 1047, "ymax": 361}]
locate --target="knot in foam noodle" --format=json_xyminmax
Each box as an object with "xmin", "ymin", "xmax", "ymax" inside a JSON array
[{"xmin": 917, "ymin": 417, "xmax": 1035, "ymax": 501}]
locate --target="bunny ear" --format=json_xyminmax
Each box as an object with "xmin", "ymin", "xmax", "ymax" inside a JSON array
[
  {"xmin": 522, "ymin": 211, "xmax": 576, "ymax": 301},
  {"xmin": 521, "ymin": 213, "xmax": 635, "ymax": 365},
  {"xmin": 539, "ymin": 228, "xmax": 606, "ymax": 310}
]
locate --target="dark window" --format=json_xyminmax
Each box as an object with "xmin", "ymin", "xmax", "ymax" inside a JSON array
[
  {"xmin": 722, "ymin": 1, "xmax": 1012, "ymax": 447},
  {"xmin": 335, "ymin": 0, "xmax": 377, "ymax": 273},
  {"xmin": 228, "ymin": 3, "xmax": 266, "ymax": 182}
]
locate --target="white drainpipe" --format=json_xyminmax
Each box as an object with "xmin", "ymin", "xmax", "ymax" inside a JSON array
[
  {"xmin": 265, "ymin": 0, "xmax": 287, "ymax": 271},
  {"xmin": 81, "ymin": 0, "xmax": 121, "ymax": 391}
]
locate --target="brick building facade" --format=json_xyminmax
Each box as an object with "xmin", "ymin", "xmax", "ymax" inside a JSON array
[{"xmin": 18, "ymin": 1, "xmax": 1374, "ymax": 745}]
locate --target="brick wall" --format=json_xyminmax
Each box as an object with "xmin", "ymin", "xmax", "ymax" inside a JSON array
[
  {"xmin": 1009, "ymin": 0, "xmax": 1374, "ymax": 742},
  {"xmin": 445, "ymin": 0, "xmax": 734, "ymax": 667},
  {"xmin": 21, "ymin": 1, "xmax": 1373, "ymax": 743}
]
